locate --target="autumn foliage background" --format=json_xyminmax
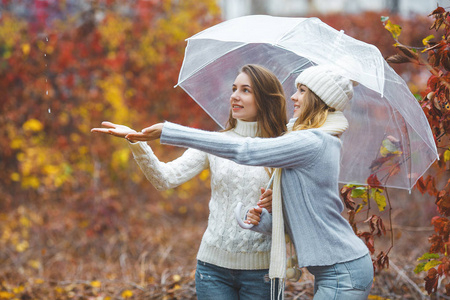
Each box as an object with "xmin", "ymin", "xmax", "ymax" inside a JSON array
[{"xmin": 0, "ymin": 1, "xmax": 448, "ymax": 299}]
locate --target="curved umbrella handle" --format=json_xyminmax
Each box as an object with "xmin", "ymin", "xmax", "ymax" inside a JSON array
[
  {"xmin": 234, "ymin": 202, "xmax": 254, "ymax": 229},
  {"xmin": 235, "ymin": 173, "xmax": 275, "ymax": 230}
]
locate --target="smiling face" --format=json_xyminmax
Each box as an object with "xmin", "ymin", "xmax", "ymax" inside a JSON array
[
  {"xmin": 291, "ymin": 84, "xmax": 308, "ymax": 118},
  {"xmin": 230, "ymin": 72, "xmax": 258, "ymax": 122}
]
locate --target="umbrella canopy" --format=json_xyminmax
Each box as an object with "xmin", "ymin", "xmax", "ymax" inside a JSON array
[{"xmin": 176, "ymin": 15, "xmax": 438, "ymax": 190}]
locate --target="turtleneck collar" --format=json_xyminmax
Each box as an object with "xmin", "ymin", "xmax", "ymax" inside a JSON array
[{"xmin": 233, "ymin": 119, "xmax": 258, "ymax": 137}]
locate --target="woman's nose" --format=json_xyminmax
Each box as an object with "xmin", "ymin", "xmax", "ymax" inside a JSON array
[{"xmin": 291, "ymin": 93, "xmax": 297, "ymax": 101}]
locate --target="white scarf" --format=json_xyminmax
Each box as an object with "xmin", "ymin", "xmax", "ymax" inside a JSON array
[{"xmin": 270, "ymin": 111, "xmax": 349, "ymax": 299}]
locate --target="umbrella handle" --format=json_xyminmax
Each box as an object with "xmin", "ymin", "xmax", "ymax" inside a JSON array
[
  {"xmin": 234, "ymin": 202, "xmax": 254, "ymax": 229},
  {"xmin": 235, "ymin": 173, "xmax": 276, "ymax": 229}
]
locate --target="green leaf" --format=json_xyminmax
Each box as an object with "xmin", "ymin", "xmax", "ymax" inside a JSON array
[
  {"xmin": 351, "ymin": 187, "xmax": 367, "ymax": 198},
  {"xmin": 414, "ymin": 262, "xmax": 426, "ymax": 274},
  {"xmin": 424, "ymin": 260, "xmax": 442, "ymax": 271},
  {"xmin": 380, "ymin": 16, "xmax": 390, "ymax": 22},
  {"xmin": 371, "ymin": 188, "xmax": 386, "ymax": 212},
  {"xmin": 417, "ymin": 252, "xmax": 441, "ymax": 261}
]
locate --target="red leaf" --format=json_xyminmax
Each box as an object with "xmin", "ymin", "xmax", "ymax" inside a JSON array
[
  {"xmin": 374, "ymin": 251, "xmax": 389, "ymax": 271},
  {"xmin": 436, "ymin": 190, "xmax": 450, "ymax": 217},
  {"xmin": 424, "ymin": 268, "xmax": 439, "ymax": 294},
  {"xmin": 340, "ymin": 186, "xmax": 356, "ymax": 210},
  {"xmin": 429, "ymin": 234, "xmax": 445, "ymax": 254},
  {"xmin": 358, "ymin": 232, "xmax": 375, "ymax": 254},
  {"xmin": 365, "ymin": 215, "xmax": 387, "ymax": 237},
  {"xmin": 367, "ymin": 174, "xmax": 384, "ymax": 189},
  {"xmin": 430, "ymin": 7, "xmax": 446, "ymax": 17},
  {"xmin": 431, "ymin": 216, "xmax": 450, "ymax": 237}
]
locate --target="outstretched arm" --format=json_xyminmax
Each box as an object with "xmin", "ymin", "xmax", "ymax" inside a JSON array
[
  {"xmin": 158, "ymin": 122, "xmax": 322, "ymax": 169},
  {"xmin": 92, "ymin": 122, "xmax": 208, "ymax": 190}
]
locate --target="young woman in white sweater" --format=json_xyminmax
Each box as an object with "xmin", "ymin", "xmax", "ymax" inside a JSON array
[
  {"xmin": 92, "ymin": 65, "xmax": 287, "ymax": 299},
  {"xmin": 123, "ymin": 65, "xmax": 374, "ymax": 300}
]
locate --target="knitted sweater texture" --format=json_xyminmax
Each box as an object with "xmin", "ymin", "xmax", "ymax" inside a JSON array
[
  {"xmin": 129, "ymin": 120, "xmax": 271, "ymax": 270},
  {"xmin": 160, "ymin": 121, "xmax": 369, "ymax": 268}
]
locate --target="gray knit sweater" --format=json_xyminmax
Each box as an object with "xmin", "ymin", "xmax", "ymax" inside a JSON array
[
  {"xmin": 129, "ymin": 120, "xmax": 271, "ymax": 270},
  {"xmin": 160, "ymin": 121, "xmax": 369, "ymax": 268}
]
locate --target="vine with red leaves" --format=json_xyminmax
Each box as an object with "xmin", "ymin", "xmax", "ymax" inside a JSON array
[
  {"xmin": 380, "ymin": 7, "xmax": 450, "ymax": 295},
  {"xmin": 340, "ymin": 8, "xmax": 450, "ymax": 293}
]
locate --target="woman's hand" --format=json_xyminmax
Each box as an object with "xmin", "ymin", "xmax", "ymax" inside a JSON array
[
  {"xmin": 125, "ymin": 123, "xmax": 164, "ymax": 142},
  {"xmin": 245, "ymin": 207, "xmax": 263, "ymax": 226},
  {"xmin": 258, "ymin": 188, "xmax": 272, "ymax": 213},
  {"xmin": 91, "ymin": 122, "xmax": 137, "ymax": 141}
]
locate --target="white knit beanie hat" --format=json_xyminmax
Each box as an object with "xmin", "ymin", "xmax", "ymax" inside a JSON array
[{"xmin": 294, "ymin": 65, "xmax": 354, "ymax": 111}]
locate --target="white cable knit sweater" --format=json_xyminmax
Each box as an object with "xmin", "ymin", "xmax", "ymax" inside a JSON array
[{"xmin": 128, "ymin": 120, "xmax": 271, "ymax": 270}]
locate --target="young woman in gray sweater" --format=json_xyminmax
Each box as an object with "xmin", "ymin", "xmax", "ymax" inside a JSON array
[
  {"xmin": 124, "ymin": 65, "xmax": 374, "ymax": 299},
  {"xmin": 92, "ymin": 65, "xmax": 287, "ymax": 299}
]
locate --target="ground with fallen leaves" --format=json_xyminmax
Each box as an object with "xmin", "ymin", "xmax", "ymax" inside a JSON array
[{"xmin": 0, "ymin": 181, "xmax": 442, "ymax": 299}]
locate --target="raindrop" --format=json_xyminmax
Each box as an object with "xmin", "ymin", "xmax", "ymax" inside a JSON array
[
  {"xmin": 48, "ymin": 108, "xmax": 51, "ymax": 114},
  {"xmin": 46, "ymin": 37, "xmax": 48, "ymax": 42},
  {"xmin": 44, "ymin": 54, "xmax": 46, "ymax": 57},
  {"xmin": 46, "ymin": 90, "xmax": 48, "ymax": 95}
]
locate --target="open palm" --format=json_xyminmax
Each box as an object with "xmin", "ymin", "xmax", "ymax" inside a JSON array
[{"xmin": 91, "ymin": 121, "xmax": 137, "ymax": 139}]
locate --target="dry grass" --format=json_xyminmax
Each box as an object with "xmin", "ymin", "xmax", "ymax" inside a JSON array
[{"xmin": 0, "ymin": 184, "xmax": 442, "ymax": 299}]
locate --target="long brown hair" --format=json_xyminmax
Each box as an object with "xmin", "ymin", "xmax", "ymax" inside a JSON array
[
  {"xmin": 293, "ymin": 85, "xmax": 335, "ymax": 131},
  {"xmin": 224, "ymin": 65, "xmax": 287, "ymax": 138}
]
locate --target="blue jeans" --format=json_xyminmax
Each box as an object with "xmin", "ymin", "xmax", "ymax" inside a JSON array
[
  {"xmin": 307, "ymin": 254, "xmax": 373, "ymax": 300},
  {"xmin": 195, "ymin": 260, "xmax": 271, "ymax": 300}
]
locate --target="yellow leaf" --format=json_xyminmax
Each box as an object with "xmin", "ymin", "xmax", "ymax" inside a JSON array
[
  {"xmin": 384, "ymin": 20, "xmax": 402, "ymax": 39},
  {"xmin": 172, "ymin": 274, "xmax": 181, "ymax": 282},
  {"xmin": 368, "ymin": 295, "xmax": 389, "ymax": 300},
  {"xmin": 12, "ymin": 285, "xmax": 24, "ymax": 293},
  {"xmin": 19, "ymin": 216, "xmax": 31, "ymax": 228},
  {"xmin": 28, "ymin": 260, "xmax": 41, "ymax": 269},
  {"xmin": 90, "ymin": 280, "xmax": 102, "ymax": 288},
  {"xmin": 121, "ymin": 290, "xmax": 133, "ymax": 298},
  {"xmin": 199, "ymin": 169, "xmax": 210, "ymax": 181},
  {"xmin": 22, "ymin": 43, "xmax": 30, "ymax": 55},
  {"xmin": 22, "ymin": 119, "xmax": 43, "ymax": 132},
  {"xmin": 444, "ymin": 149, "xmax": 450, "ymax": 162},
  {"xmin": 34, "ymin": 279, "xmax": 44, "ymax": 284},
  {"xmin": 15, "ymin": 240, "xmax": 29, "ymax": 252},
  {"xmin": 10, "ymin": 138, "xmax": 22, "ymax": 149},
  {"xmin": 424, "ymin": 260, "xmax": 442, "ymax": 271},
  {"xmin": 0, "ymin": 291, "xmax": 14, "ymax": 299},
  {"xmin": 371, "ymin": 188, "xmax": 386, "ymax": 212},
  {"xmin": 422, "ymin": 35, "xmax": 435, "ymax": 46},
  {"xmin": 10, "ymin": 173, "xmax": 20, "ymax": 182}
]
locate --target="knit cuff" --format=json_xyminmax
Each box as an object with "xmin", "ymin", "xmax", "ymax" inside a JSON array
[
  {"xmin": 248, "ymin": 208, "xmax": 272, "ymax": 236},
  {"xmin": 128, "ymin": 141, "xmax": 154, "ymax": 157}
]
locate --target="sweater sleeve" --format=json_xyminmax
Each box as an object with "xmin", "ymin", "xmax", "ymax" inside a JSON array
[
  {"xmin": 160, "ymin": 122, "xmax": 323, "ymax": 169},
  {"xmin": 128, "ymin": 141, "xmax": 209, "ymax": 191},
  {"xmin": 248, "ymin": 208, "xmax": 273, "ymax": 236}
]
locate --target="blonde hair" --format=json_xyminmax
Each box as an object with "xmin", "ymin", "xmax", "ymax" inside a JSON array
[
  {"xmin": 224, "ymin": 65, "xmax": 287, "ymax": 138},
  {"xmin": 292, "ymin": 85, "xmax": 335, "ymax": 131}
]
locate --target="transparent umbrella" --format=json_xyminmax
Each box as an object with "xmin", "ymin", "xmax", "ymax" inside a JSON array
[{"xmin": 176, "ymin": 15, "xmax": 438, "ymax": 190}]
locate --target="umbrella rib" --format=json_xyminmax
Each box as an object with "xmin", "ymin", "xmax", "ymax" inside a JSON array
[
  {"xmin": 178, "ymin": 85, "xmax": 225, "ymax": 130},
  {"xmin": 176, "ymin": 41, "xmax": 248, "ymax": 87}
]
